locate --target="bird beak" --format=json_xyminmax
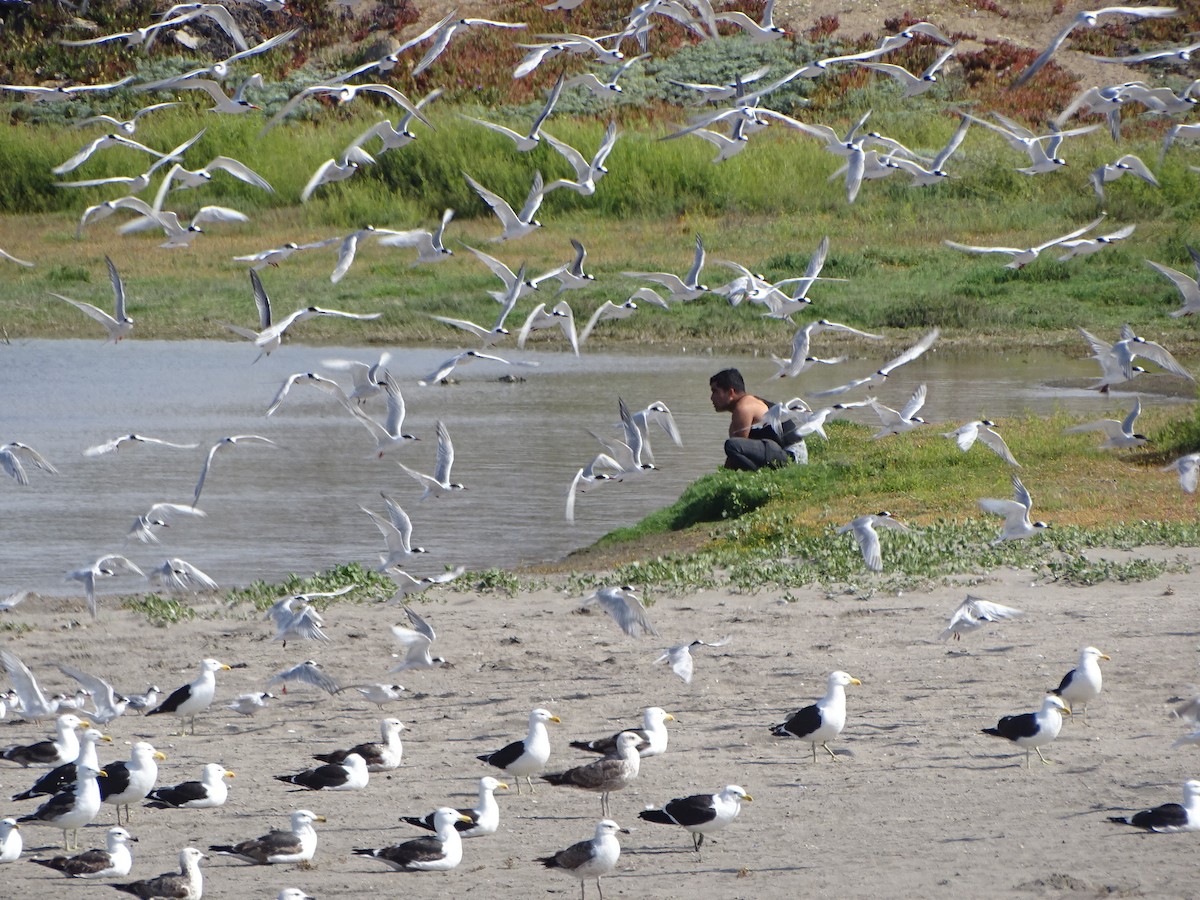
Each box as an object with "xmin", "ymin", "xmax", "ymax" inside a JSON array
[
  {"xmin": 549, "ymin": 715, "xmax": 562, "ymax": 723},
  {"xmin": 458, "ymin": 813, "xmax": 473, "ymax": 823},
  {"xmin": 225, "ymin": 770, "xmax": 236, "ymax": 778},
  {"xmin": 79, "ymin": 720, "xmax": 92, "ymax": 728},
  {"xmin": 1100, "ymin": 654, "xmax": 1111, "ymax": 661},
  {"xmin": 220, "ymin": 664, "xmax": 232, "ymax": 671},
  {"xmin": 154, "ymin": 752, "xmax": 167, "ymax": 761},
  {"xmin": 850, "ymin": 677, "xmax": 862, "ymax": 686},
  {"xmin": 498, "ymin": 782, "xmax": 510, "ymax": 790},
  {"xmin": 98, "ymin": 769, "xmax": 108, "ymax": 777},
  {"xmin": 664, "ymin": 714, "xmax": 675, "ymax": 721},
  {"xmin": 129, "ymin": 835, "xmax": 140, "ymax": 842},
  {"xmin": 743, "ymin": 794, "xmax": 754, "ymax": 803},
  {"xmin": 100, "ymin": 734, "xmax": 113, "ymax": 742},
  {"xmin": 1061, "ymin": 705, "xmax": 1073, "ymax": 716},
  {"xmin": 315, "ymin": 815, "xmax": 327, "ymax": 823}
]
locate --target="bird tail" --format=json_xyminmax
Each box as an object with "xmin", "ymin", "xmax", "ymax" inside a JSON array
[
  {"xmin": 540, "ymin": 772, "xmax": 569, "ymax": 786},
  {"xmin": 980, "ymin": 727, "xmax": 1003, "ymax": 738},
  {"xmin": 209, "ymin": 844, "xmax": 236, "ymax": 854},
  {"xmin": 768, "ymin": 723, "xmax": 790, "ymax": 736},
  {"xmin": 31, "ymin": 857, "xmax": 65, "ymax": 870},
  {"xmin": 638, "ymin": 809, "xmax": 675, "ymax": 826},
  {"xmin": 399, "ymin": 815, "xmax": 434, "ymax": 831},
  {"xmin": 475, "ymin": 753, "xmax": 493, "ymax": 764},
  {"xmin": 568, "ymin": 739, "xmax": 604, "ymax": 754},
  {"xmin": 352, "ymin": 848, "xmax": 381, "ymax": 857},
  {"xmin": 536, "ymin": 855, "xmax": 562, "ymax": 869},
  {"xmin": 1107, "ymin": 816, "xmax": 1134, "ymax": 826},
  {"xmin": 273, "ymin": 775, "xmax": 298, "ymax": 785}
]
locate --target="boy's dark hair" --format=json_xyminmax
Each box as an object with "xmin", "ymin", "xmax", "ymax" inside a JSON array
[{"xmin": 709, "ymin": 368, "xmax": 745, "ymax": 392}]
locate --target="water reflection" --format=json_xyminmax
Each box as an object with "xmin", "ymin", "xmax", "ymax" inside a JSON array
[{"xmin": 0, "ymin": 338, "xmax": 1191, "ymax": 597}]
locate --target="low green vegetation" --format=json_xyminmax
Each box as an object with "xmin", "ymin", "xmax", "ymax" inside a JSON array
[{"xmin": 121, "ymin": 594, "xmax": 199, "ymax": 627}]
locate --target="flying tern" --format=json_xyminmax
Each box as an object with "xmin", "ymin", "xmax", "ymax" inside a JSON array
[
  {"xmin": 395, "ymin": 421, "xmax": 465, "ymax": 499},
  {"xmin": 979, "ymin": 475, "xmax": 1050, "ymax": 543}
]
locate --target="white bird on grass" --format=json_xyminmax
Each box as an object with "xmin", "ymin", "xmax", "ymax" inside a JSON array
[
  {"xmin": 837, "ymin": 512, "xmax": 910, "ymax": 572},
  {"xmin": 1065, "ymin": 397, "xmax": 1149, "ymax": 449},
  {"xmin": 376, "ymin": 208, "xmax": 456, "ymax": 264},
  {"xmin": 939, "ymin": 595, "xmax": 1023, "ymax": 641},
  {"xmin": 1145, "ymin": 247, "xmax": 1200, "ymax": 317},
  {"xmin": 464, "ymin": 170, "xmax": 546, "ymax": 241},
  {"xmin": 623, "ymin": 234, "xmax": 708, "ymax": 302},
  {"xmin": 1161, "ymin": 452, "xmax": 1200, "ymax": 493},
  {"xmin": 462, "ymin": 73, "xmax": 563, "ymax": 152},
  {"xmin": 50, "ymin": 256, "xmax": 133, "ymax": 342},
  {"xmin": 980, "ymin": 475, "xmax": 1050, "ymax": 543},
  {"xmin": 944, "ymin": 214, "xmax": 1106, "ymax": 269},
  {"xmin": 942, "ymin": 420, "xmax": 1020, "ymax": 466}
]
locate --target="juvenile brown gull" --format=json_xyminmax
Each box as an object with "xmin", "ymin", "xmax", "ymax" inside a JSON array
[
  {"xmin": 543, "ymin": 730, "xmax": 641, "ymax": 816},
  {"xmin": 537, "ymin": 819, "xmax": 628, "ymax": 900}
]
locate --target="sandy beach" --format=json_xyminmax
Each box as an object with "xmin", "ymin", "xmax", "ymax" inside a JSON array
[{"xmin": 2, "ymin": 547, "xmax": 1199, "ymax": 899}]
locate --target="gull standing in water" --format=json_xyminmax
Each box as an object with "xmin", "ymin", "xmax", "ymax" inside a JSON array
[
  {"xmin": 979, "ymin": 475, "xmax": 1050, "ymax": 544},
  {"xmin": 50, "ymin": 256, "xmax": 133, "ymax": 342}
]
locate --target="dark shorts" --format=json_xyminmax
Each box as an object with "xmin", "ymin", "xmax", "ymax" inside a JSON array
[{"xmin": 724, "ymin": 438, "xmax": 790, "ymax": 472}]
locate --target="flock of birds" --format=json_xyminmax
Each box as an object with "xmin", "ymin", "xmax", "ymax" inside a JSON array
[{"xmin": 1, "ymin": 0, "xmax": 1200, "ymax": 895}]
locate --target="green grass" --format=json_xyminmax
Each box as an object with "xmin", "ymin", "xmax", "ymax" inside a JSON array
[
  {"xmin": 572, "ymin": 410, "xmax": 1200, "ymax": 591},
  {"xmin": 121, "ymin": 594, "xmax": 199, "ymax": 627}
]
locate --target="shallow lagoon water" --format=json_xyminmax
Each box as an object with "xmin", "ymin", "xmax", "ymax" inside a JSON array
[{"xmin": 0, "ymin": 338, "xmax": 1189, "ymax": 598}]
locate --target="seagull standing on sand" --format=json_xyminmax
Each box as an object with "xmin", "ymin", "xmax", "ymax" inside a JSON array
[
  {"xmin": 275, "ymin": 753, "xmax": 368, "ymax": 792},
  {"xmin": 145, "ymin": 764, "xmax": 233, "ymax": 809},
  {"xmin": 543, "ymin": 731, "xmax": 642, "ymax": 816},
  {"xmin": 770, "ymin": 670, "xmax": 861, "ymax": 762},
  {"xmin": 982, "ymin": 695, "xmax": 1070, "ymax": 767},
  {"xmin": 210, "ymin": 809, "xmax": 326, "ymax": 864},
  {"xmin": 145, "ymin": 659, "xmax": 231, "ymax": 734},
  {"xmin": 638, "ymin": 785, "xmax": 752, "ymax": 856},
  {"xmin": 1050, "ymin": 646, "xmax": 1110, "ymax": 723},
  {"xmin": 477, "ymin": 707, "xmax": 560, "ymax": 793},
  {"xmin": 313, "ymin": 719, "xmax": 405, "ymax": 772},
  {"xmin": 18, "ymin": 763, "xmax": 105, "ymax": 850},
  {"xmin": 352, "ymin": 808, "xmax": 472, "ymax": 871},
  {"xmin": 31, "ymin": 824, "xmax": 135, "ymax": 877},
  {"xmin": 112, "ymin": 846, "xmax": 204, "ymax": 900},
  {"xmin": 2, "ymin": 713, "xmax": 86, "ymax": 767},
  {"xmin": 400, "ymin": 776, "xmax": 508, "ymax": 838},
  {"xmin": 0, "ymin": 818, "xmax": 19, "ymax": 863},
  {"xmin": 571, "ymin": 707, "xmax": 674, "ymax": 758},
  {"xmin": 538, "ymin": 819, "xmax": 628, "ymax": 900}
]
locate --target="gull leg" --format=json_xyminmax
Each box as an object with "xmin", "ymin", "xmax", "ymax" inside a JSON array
[
  {"xmin": 823, "ymin": 742, "xmax": 839, "ymax": 761},
  {"xmin": 527, "ymin": 775, "xmax": 536, "ymax": 794},
  {"xmin": 1035, "ymin": 747, "xmax": 1051, "ymax": 766},
  {"xmin": 810, "ymin": 742, "xmax": 817, "ymax": 763},
  {"xmin": 596, "ymin": 876, "xmax": 603, "ymax": 900}
]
